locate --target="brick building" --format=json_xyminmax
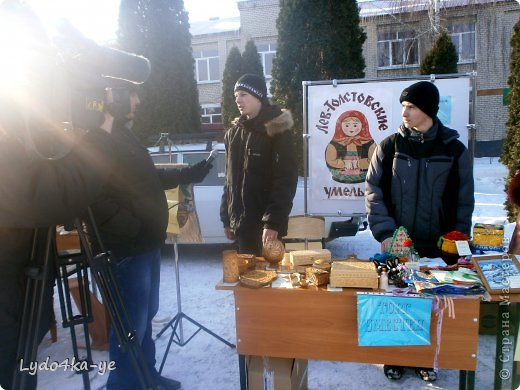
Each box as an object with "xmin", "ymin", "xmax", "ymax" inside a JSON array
[{"xmin": 190, "ymin": 0, "xmax": 519, "ymax": 155}]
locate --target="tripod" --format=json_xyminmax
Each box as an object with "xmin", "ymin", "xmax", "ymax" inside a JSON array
[
  {"xmin": 156, "ymin": 235, "xmax": 235, "ymax": 374},
  {"xmin": 12, "ymin": 208, "xmax": 157, "ymax": 390}
]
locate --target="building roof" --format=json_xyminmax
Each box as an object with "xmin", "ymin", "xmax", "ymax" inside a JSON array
[
  {"xmin": 190, "ymin": 16, "xmax": 240, "ymax": 36},
  {"xmin": 358, "ymin": 0, "xmax": 511, "ymax": 17},
  {"xmin": 189, "ymin": 0, "xmax": 512, "ymax": 37}
]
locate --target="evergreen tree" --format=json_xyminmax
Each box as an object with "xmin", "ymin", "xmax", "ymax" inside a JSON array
[
  {"xmin": 221, "ymin": 46, "xmax": 243, "ymax": 129},
  {"xmin": 241, "ymin": 39, "xmax": 265, "ymax": 81},
  {"xmin": 117, "ymin": 0, "xmax": 200, "ymax": 144},
  {"xmin": 419, "ymin": 29, "xmax": 458, "ymax": 75},
  {"xmin": 271, "ymin": 0, "xmax": 366, "ymax": 174},
  {"xmin": 501, "ymin": 20, "xmax": 520, "ymax": 221}
]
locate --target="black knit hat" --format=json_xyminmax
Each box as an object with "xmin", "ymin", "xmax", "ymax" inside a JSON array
[
  {"xmin": 399, "ymin": 81, "xmax": 440, "ymax": 120},
  {"xmin": 234, "ymin": 73, "xmax": 267, "ymax": 102}
]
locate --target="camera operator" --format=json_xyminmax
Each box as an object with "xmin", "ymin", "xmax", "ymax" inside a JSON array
[
  {"xmin": 1, "ymin": 1, "xmax": 211, "ymax": 389},
  {"xmin": 91, "ymin": 79, "xmax": 211, "ymax": 390},
  {"xmin": 0, "ymin": 1, "xmax": 119, "ymax": 388}
]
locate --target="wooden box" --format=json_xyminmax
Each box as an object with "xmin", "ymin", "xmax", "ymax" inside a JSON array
[
  {"xmin": 329, "ymin": 260, "xmax": 378, "ymax": 289},
  {"xmin": 305, "ymin": 267, "xmax": 329, "ymax": 286},
  {"xmin": 290, "ymin": 249, "xmax": 331, "ymax": 267}
]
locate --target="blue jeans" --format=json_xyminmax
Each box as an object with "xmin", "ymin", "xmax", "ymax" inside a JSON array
[{"xmin": 106, "ymin": 248, "xmax": 161, "ymax": 390}]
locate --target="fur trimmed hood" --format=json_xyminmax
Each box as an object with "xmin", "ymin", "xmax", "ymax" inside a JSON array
[
  {"xmin": 265, "ymin": 109, "xmax": 293, "ymax": 136},
  {"xmin": 234, "ymin": 106, "xmax": 293, "ymax": 137}
]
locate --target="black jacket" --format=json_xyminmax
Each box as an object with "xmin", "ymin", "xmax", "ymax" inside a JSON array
[
  {"xmin": 0, "ymin": 127, "xmax": 116, "ymax": 389},
  {"xmin": 365, "ymin": 120, "xmax": 474, "ymax": 256},
  {"xmin": 220, "ymin": 105, "xmax": 298, "ymax": 237},
  {"xmin": 89, "ymin": 120, "xmax": 192, "ymax": 258}
]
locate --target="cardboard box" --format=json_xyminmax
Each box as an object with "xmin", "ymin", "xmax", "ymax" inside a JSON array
[{"xmin": 248, "ymin": 356, "xmax": 308, "ymax": 390}]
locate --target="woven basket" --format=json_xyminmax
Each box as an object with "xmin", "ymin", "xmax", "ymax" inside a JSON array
[
  {"xmin": 239, "ymin": 270, "xmax": 277, "ymax": 288},
  {"xmin": 329, "ymin": 260, "xmax": 378, "ymax": 289}
]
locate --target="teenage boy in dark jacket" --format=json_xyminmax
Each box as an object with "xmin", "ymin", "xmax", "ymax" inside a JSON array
[
  {"xmin": 365, "ymin": 81, "xmax": 474, "ymax": 382},
  {"xmin": 220, "ymin": 73, "xmax": 298, "ymax": 255}
]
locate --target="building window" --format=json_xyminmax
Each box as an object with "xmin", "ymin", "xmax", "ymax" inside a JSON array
[
  {"xmin": 256, "ymin": 43, "xmax": 277, "ymax": 78},
  {"xmin": 201, "ymin": 105, "xmax": 222, "ymax": 124},
  {"xmin": 448, "ymin": 22, "xmax": 476, "ymax": 63},
  {"xmin": 377, "ymin": 30, "xmax": 419, "ymax": 68},
  {"xmin": 194, "ymin": 49, "xmax": 219, "ymax": 83}
]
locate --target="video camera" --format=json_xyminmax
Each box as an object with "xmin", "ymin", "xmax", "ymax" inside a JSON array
[
  {"xmin": 54, "ymin": 19, "xmax": 151, "ymax": 131},
  {"xmin": 0, "ymin": 2, "xmax": 150, "ymax": 157}
]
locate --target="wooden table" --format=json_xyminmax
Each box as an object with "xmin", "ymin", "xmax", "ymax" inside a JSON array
[
  {"xmin": 228, "ymin": 285, "xmax": 481, "ymax": 390},
  {"xmin": 489, "ymin": 294, "xmax": 520, "ymax": 390}
]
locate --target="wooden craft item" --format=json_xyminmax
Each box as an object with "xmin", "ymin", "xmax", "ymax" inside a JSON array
[
  {"xmin": 305, "ymin": 267, "xmax": 329, "ymax": 286},
  {"xmin": 329, "ymin": 259, "xmax": 378, "ymax": 289},
  {"xmin": 290, "ymin": 249, "xmax": 332, "ymax": 267},
  {"xmin": 222, "ymin": 250, "xmax": 239, "ymax": 283},
  {"xmin": 239, "ymin": 270, "xmax": 278, "ymax": 288},
  {"xmin": 262, "ymin": 239, "xmax": 285, "ymax": 264}
]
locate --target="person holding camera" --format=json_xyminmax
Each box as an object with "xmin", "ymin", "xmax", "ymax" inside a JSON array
[
  {"xmin": 0, "ymin": 1, "xmax": 122, "ymax": 388},
  {"xmin": 0, "ymin": 1, "xmax": 211, "ymax": 389},
  {"xmin": 91, "ymin": 81, "xmax": 211, "ymax": 390}
]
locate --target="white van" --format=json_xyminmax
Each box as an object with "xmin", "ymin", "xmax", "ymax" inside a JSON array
[{"xmin": 150, "ymin": 142, "xmax": 364, "ymax": 243}]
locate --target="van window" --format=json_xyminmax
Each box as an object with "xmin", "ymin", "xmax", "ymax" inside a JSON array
[
  {"xmin": 150, "ymin": 153, "xmax": 179, "ymax": 164},
  {"xmin": 183, "ymin": 152, "xmax": 225, "ymax": 186}
]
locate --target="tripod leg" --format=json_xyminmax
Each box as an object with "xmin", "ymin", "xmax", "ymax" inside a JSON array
[
  {"xmin": 12, "ymin": 228, "xmax": 57, "ymax": 390},
  {"xmin": 77, "ymin": 211, "xmax": 159, "ymax": 390},
  {"xmin": 157, "ymin": 238, "xmax": 235, "ymax": 372},
  {"xmin": 55, "ymin": 251, "xmax": 94, "ymax": 389}
]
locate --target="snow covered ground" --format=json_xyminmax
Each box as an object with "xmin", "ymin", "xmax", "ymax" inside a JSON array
[{"xmin": 35, "ymin": 157, "xmax": 511, "ymax": 389}]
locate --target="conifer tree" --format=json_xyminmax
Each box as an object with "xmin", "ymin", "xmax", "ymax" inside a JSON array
[
  {"xmin": 117, "ymin": 0, "xmax": 200, "ymax": 144},
  {"xmin": 271, "ymin": 0, "xmax": 366, "ymax": 173},
  {"xmin": 420, "ymin": 29, "xmax": 458, "ymax": 75},
  {"xmin": 242, "ymin": 39, "xmax": 265, "ymax": 81},
  {"xmin": 221, "ymin": 46, "xmax": 243, "ymax": 129},
  {"xmin": 501, "ymin": 20, "xmax": 520, "ymax": 221}
]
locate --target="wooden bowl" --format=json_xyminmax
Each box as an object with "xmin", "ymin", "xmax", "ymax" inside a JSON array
[{"xmin": 262, "ymin": 239, "xmax": 285, "ymax": 264}]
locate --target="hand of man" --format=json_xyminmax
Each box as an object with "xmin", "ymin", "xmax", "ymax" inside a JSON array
[
  {"xmin": 381, "ymin": 237, "xmax": 392, "ymax": 253},
  {"xmin": 262, "ymin": 228, "xmax": 278, "ymax": 246},
  {"xmin": 224, "ymin": 227, "xmax": 235, "ymax": 241},
  {"xmin": 186, "ymin": 160, "xmax": 212, "ymax": 183}
]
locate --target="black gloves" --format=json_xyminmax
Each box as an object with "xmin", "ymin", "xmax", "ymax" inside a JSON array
[{"xmin": 181, "ymin": 159, "xmax": 212, "ymax": 184}]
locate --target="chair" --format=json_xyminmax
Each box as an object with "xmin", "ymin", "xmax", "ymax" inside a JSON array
[{"xmin": 283, "ymin": 215, "xmax": 325, "ymax": 251}]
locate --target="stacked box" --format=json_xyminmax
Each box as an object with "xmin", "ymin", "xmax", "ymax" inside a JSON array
[
  {"xmin": 329, "ymin": 260, "xmax": 378, "ymax": 289},
  {"xmin": 305, "ymin": 267, "xmax": 329, "ymax": 286},
  {"xmin": 289, "ymin": 249, "xmax": 331, "ymax": 267}
]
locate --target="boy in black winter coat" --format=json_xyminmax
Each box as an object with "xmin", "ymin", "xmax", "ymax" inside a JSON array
[
  {"xmin": 220, "ymin": 74, "xmax": 298, "ymax": 256},
  {"xmin": 365, "ymin": 81, "xmax": 475, "ymax": 382}
]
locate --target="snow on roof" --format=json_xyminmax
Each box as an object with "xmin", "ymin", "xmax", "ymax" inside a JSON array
[
  {"xmin": 358, "ymin": 0, "xmax": 510, "ymax": 17},
  {"xmin": 189, "ymin": 0, "xmax": 512, "ymax": 36},
  {"xmin": 190, "ymin": 16, "xmax": 240, "ymax": 36}
]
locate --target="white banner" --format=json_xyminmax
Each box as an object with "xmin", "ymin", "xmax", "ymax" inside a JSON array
[{"xmin": 305, "ymin": 77, "xmax": 471, "ymax": 215}]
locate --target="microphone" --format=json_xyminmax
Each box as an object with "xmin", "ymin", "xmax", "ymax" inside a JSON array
[
  {"xmin": 55, "ymin": 19, "xmax": 151, "ymax": 85},
  {"xmin": 205, "ymin": 149, "xmax": 218, "ymax": 167}
]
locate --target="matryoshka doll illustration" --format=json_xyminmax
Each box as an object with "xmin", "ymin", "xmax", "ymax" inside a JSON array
[{"xmin": 325, "ymin": 110, "xmax": 375, "ymax": 183}]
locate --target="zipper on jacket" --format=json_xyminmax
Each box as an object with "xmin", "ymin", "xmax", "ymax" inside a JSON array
[{"xmin": 426, "ymin": 157, "xmax": 452, "ymax": 168}]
